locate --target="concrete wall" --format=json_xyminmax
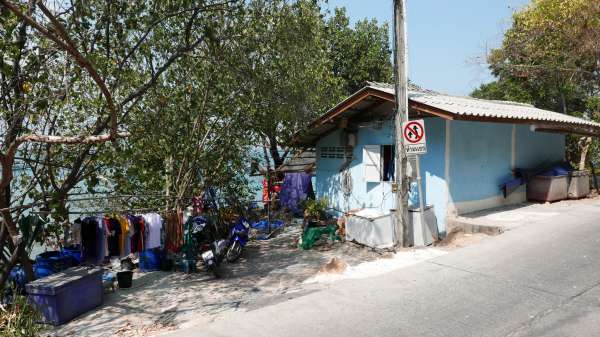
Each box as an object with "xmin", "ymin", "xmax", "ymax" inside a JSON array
[
  {"xmin": 316, "ymin": 118, "xmax": 448, "ymax": 233},
  {"xmin": 315, "ymin": 117, "xmax": 566, "ymax": 234},
  {"xmin": 315, "ymin": 122, "xmax": 397, "ymax": 214},
  {"xmin": 448, "ymin": 122, "xmax": 565, "ymax": 214}
]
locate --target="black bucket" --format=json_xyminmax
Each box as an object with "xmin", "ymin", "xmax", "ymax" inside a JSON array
[
  {"xmin": 117, "ymin": 271, "xmax": 133, "ymax": 288},
  {"xmin": 120, "ymin": 257, "xmax": 135, "ymax": 271}
]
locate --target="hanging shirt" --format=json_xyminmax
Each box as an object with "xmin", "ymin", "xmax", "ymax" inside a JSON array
[
  {"xmin": 143, "ymin": 213, "xmax": 163, "ymax": 249},
  {"xmin": 107, "ymin": 218, "xmax": 122, "ymax": 257},
  {"xmin": 81, "ymin": 217, "xmax": 98, "ymax": 262},
  {"xmin": 128, "ymin": 215, "xmax": 145, "ymax": 253},
  {"xmin": 115, "ymin": 215, "xmax": 130, "ymax": 256},
  {"xmin": 96, "ymin": 216, "xmax": 106, "ymax": 264},
  {"xmin": 71, "ymin": 218, "xmax": 82, "ymax": 245}
]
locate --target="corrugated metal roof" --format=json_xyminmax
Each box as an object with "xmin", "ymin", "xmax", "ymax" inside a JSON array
[
  {"xmin": 367, "ymin": 82, "xmax": 600, "ymax": 128},
  {"xmin": 294, "ymin": 82, "xmax": 600, "ymax": 146}
]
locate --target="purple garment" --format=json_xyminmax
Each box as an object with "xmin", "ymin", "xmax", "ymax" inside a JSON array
[{"xmin": 279, "ymin": 173, "xmax": 314, "ymax": 213}]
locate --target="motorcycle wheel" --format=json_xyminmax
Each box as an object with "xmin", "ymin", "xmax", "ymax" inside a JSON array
[
  {"xmin": 206, "ymin": 262, "xmax": 221, "ymax": 279},
  {"xmin": 226, "ymin": 241, "xmax": 242, "ymax": 263}
]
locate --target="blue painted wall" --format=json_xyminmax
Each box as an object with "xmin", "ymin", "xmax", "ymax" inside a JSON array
[
  {"xmin": 316, "ymin": 123, "xmax": 398, "ymax": 213},
  {"xmin": 419, "ymin": 118, "xmax": 448, "ymax": 232},
  {"xmin": 316, "ymin": 118, "xmax": 448, "ymax": 232},
  {"xmin": 516, "ymin": 125, "xmax": 565, "ymax": 168},
  {"xmin": 315, "ymin": 117, "xmax": 566, "ymax": 234},
  {"xmin": 448, "ymin": 121, "xmax": 513, "ymax": 203},
  {"xmin": 447, "ymin": 122, "xmax": 565, "ymax": 207}
]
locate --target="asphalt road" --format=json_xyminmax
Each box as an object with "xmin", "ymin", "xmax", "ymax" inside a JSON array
[{"xmin": 169, "ymin": 201, "xmax": 600, "ymax": 337}]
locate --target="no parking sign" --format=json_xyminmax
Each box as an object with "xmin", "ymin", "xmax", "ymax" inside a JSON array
[{"xmin": 402, "ymin": 119, "xmax": 427, "ymax": 155}]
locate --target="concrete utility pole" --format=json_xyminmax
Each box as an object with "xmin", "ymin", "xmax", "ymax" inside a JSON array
[{"xmin": 393, "ymin": 0, "xmax": 410, "ymax": 247}]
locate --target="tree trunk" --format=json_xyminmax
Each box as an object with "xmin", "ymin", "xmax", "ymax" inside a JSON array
[
  {"xmin": 579, "ymin": 137, "xmax": 592, "ymax": 171},
  {"xmin": 268, "ymin": 135, "xmax": 285, "ymax": 169}
]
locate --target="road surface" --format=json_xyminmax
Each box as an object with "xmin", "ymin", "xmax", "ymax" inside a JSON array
[{"xmin": 168, "ymin": 201, "xmax": 600, "ymax": 337}]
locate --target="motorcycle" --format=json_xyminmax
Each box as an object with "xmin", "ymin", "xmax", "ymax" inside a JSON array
[
  {"xmin": 201, "ymin": 239, "xmax": 228, "ymax": 278},
  {"xmin": 225, "ymin": 217, "xmax": 250, "ymax": 263}
]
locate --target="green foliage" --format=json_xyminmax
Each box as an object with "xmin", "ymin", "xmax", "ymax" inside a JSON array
[
  {"xmin": 0, "ymin": 0, "xmax": 394, "ymax": 284},
  {"xmin": 302, "ymin": 197, "xmax": 328, "ymax": 220},
  {"xmin": 471, "ymin": 79, "xmax": 533, "ymax": 104},
  {"xmin": 473, "ymin": 0, "xmax": 600, "ymax": 167},
  {"xmin": 326, "ymin": 7, "xmax": 393, "ymax": 95},
  {"xmin": 0, "ymin": 290, "xmax": 42, "ymax": 337}
]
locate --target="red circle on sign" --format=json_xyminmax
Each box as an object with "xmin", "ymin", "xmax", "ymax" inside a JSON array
[{"xmin": 404, "ymin": 121, "xmax": 424, "ymax": 144}]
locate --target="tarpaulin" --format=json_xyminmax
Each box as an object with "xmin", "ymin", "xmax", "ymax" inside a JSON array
[{"xmin": 279, "ymin": 173, "xmax": 314, "ymax": 213}]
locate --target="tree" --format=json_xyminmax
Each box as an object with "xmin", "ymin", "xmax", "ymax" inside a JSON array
[
  {"xmin": 244, "ymin": 3, "xmax": 394, "ymax": 171},
  {"xmin": 326, "ymin": 7, "xmax": 393, "ymax": 95},
  {"xmin": 0, "ymin": 0, "xmax": 240, "ymax": 288},
  {"xmin": 473, "ymin": 0, "xmax": 600, "ymax": 168}
]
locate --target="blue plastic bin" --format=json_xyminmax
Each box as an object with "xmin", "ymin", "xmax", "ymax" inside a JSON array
[
  {"xmin": 9, "ymin": 265, "xmax": 27, "ymax": 290},
  {"xmin": 12, "ymin": 264, "xmax": 53, "ymax": 285},
  {"xmin": 25, "ymin": 267, "xmax": 103, "ymax": 325},
  {"xmin": 61, "ymin": 245, "xmax": 82, "ymax": 266},
  {"xmin": 36, "ymin": 251, "xmax": 73, "ymax": 277},
  {"xmin": 139, "ymin": 249, "xmax": 164, "ymax": 272}
]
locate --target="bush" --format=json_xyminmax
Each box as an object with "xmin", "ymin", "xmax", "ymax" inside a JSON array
[
  {"xmin": 302, "ymin": 198, "xmax": 328, "ymax": 220},
  {"xmin": 0, "ymin": 289, "xmax": 42, "ymax": 337}
]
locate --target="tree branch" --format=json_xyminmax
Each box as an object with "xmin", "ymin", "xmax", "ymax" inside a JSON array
[
  {"xmin": 2, "ymin": 0, "xmax": 119, "ymax": 140},
  {"xmin": 119, "ymin": 36, "xmax": 205, "ymax": 114},
  {"xmin": 16, "ymin": 132, "xmax": 130, "ymax": 144}
]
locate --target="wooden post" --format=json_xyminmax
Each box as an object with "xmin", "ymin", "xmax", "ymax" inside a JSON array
[{"xmin": 393, "ymin": 0, "xmax": 410, "ymax": 247}]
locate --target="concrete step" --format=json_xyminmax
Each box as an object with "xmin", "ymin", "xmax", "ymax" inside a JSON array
[{"xmin": 446, "ymin": 216, "xmax": 505, "ymax": 236}]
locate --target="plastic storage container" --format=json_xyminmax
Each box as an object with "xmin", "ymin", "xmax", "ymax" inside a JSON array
[
  {"xmin": 25, "ymin": 267, "xmax": 103, "ymax": 325},
  {"xmin": 139, "ymin": 249, "xmax": 163, "ymax": 271},
  {"xmin": 35, "ymin": 251, "xmax": 73, "ymax": 278},
  {"xmin": 526, "ymin": 175, "xmax": 569, "ymax": 202},
  {"xmin": 568, "ymin": 170, "xmax": 590, "ymax": 199},
  {"xmin": 61, "ymin": 245, "xmax": 82, "ymax": 266}
]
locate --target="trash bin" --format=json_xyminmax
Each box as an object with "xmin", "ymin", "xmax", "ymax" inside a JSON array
[
  {"xmin": 568, "ymin": 170, "xmax": 590, "ymax": 199},
  {"xmin": 116, "ymin": 271, "xmax": 133, "ymax": 288},
  {"xmin": 526, "ymin": 175, "xmax": 568, "ymax": 202},
  {"xmin": 25, "ymin": 267, "xmax": 103, "ymax": 325},
  {"xmin": 409, "ymin": 205, "xmax": 438, "ymax": 247}
]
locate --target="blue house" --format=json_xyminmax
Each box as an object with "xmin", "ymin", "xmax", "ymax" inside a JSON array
[{"xmin": 296, "ymin": 82, "xmax": 600, "ymax": 236}]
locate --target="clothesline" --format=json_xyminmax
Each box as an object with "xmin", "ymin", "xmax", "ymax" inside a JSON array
[{"xmin": 31, "ymin": 207, "xmax": 168, "ymax": 215}]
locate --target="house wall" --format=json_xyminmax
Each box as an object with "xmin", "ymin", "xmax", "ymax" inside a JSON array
[
  {"xmin": 315, "ymin": 117, "xmax": 566, "ymax": 235},
  {"xmin": 315, "ymin": 122, "xmax": 397, "ymax": 214},
  {"xmin": 448, "ymin": 122, "xmax": 565, "ymax": 214},
  {"xmin": 315, "ymin": 118, "xmax": 448, "ymax": 234}
]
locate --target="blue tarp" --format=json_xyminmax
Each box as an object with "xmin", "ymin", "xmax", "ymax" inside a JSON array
[
  {"xmin": 279, "ymin": 173, "xmax": 314, "ymax": 214},
  {"xmin": 499, "ymin": 164, "xmax": 573, "ymax": 198},
  {"xmin": 251, "ymin": 220, "xmax": 284, "ymax": 232},
  {"xmin": 538, "ymin": 165, "xmax": 571, "ymax": 177}
]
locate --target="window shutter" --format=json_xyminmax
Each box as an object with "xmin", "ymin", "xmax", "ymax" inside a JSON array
[{"xmin": 363, "ymin": 145, "xmax": 381, "ymax": 182}]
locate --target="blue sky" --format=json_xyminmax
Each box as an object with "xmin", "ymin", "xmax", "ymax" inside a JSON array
[{"xmin": 324, "ymin": 0, "xmax": 531, "ymax": 96}]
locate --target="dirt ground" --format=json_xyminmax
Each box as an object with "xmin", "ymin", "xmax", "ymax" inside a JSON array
[
  {"xmin": 47, "ymin": 224, "xmax": 387, "ymax": 337},
  {"xmin": 45, "ymin": 217, "xmax": 493, "ymax": 337}
]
